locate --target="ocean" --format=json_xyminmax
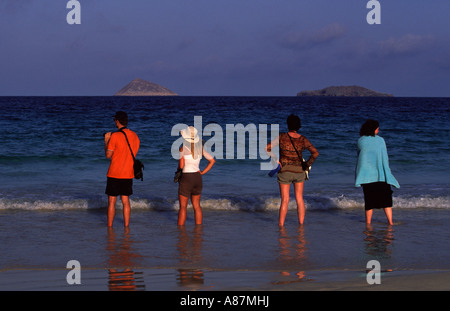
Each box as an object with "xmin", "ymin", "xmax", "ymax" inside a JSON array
[{"xmin": 0, "ymin": 96, "xmax": 449, "ymax": 291}]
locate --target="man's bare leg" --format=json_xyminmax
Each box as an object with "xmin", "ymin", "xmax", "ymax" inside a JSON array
[
  {"xmin": 107, "ymin": 196, "xmax": 117, "ymax": 227},
  {"xmin": 121, "ymin": 195, "xmax": 131, "ymax": 227}
]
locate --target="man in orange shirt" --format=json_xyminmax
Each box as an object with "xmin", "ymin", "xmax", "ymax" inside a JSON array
[{"xmin": 104, "ymin": 111, "xmax": 140, "ymax": 227}]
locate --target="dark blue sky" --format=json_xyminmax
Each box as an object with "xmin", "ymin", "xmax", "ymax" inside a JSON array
[{"xmin": 1, "ymin": 0, "xmax": 449, "ymax": 96}]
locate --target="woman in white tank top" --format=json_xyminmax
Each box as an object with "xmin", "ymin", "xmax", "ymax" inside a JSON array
[
  {"xmin": 181, "ymin": 147, "xmax": 201, "ymax": 173},
  {"xmin": 178, "ymin": 126, "xmax": 215, "ymax": 225}
]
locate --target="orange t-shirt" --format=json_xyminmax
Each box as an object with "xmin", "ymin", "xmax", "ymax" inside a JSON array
[{"xmin": 106, "ymin": 129, "xmax": 140, "ymax": 179}]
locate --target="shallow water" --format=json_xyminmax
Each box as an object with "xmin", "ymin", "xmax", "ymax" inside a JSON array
[{"xmin": 1, "ymin": 207, "xmax": 449, "ymax": 274}]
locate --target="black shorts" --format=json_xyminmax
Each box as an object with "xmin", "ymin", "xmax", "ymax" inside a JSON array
[
  {"xmin": 362, "ymin": 182, "xmax": 393, "ymax": 210},
  {"xmin": 178, "ymin": 172, "xmax": 203, "ymax": 197},
  {"xmin": 105, "ymin": 177, "xmax": 133, "ymax": 197}
]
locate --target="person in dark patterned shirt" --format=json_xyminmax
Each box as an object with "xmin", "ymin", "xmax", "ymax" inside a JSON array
[{"xmin": 266, "ymin": 114, "xmax": 319, "ymax": 226}]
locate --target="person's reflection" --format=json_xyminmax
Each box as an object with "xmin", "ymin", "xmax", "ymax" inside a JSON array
[
  {"xmin": 273, "ymin": 226, "xmax": 310, "ymax": 285},
  {"xmin": 176, "ymin": 225, "xmax": 205, "ymax": 289},
  {"xmin": 363, "ymin": 224, "xmax": 394, "ymax": 273},
  {"xmin": 363, "ymin": 224, "xmax": 394, "ymax": 258},
  {"xmin": 106, "ymin": 227, "xmax": 145, "ymax": 291}
]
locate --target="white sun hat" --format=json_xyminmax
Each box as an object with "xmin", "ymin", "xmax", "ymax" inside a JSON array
[{"xmin": 180, "ymin": 126, "xmax": 200, "ymax": 143}]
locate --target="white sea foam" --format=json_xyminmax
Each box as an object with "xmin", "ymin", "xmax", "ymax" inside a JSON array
[
  {"xmin": 0, "ymin": 198, "xmax": 89, "ymax": 211},
  {"xmin": 0, "ymin": 194, "xmax": 448, "ymax": 211}
]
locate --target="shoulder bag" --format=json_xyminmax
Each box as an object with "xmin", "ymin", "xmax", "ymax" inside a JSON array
[
  {"xmin": 174, "ymin": 168, "xmax": 182, "ymax": 183},
  {"xmin": 119, "ymin": 130, "xmax": 144, "ymax": 181},
  {"xmin": 287, "ymin": 133, "xmax": 311, "ymax": 180}
]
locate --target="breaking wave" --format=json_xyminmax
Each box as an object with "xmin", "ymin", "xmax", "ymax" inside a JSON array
[{"xmin": 0, "ymin": 194, "xmax": 448, "ymax": 211}]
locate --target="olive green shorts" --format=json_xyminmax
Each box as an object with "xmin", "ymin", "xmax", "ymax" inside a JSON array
[{"xmin": 277, "ymin": 171, "xmax": 307, "ymax": 184}]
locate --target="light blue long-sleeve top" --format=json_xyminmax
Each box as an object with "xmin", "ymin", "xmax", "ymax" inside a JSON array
[{"xmin": 355, "ymin": 135, "xmax": 400, "ymax": 188}]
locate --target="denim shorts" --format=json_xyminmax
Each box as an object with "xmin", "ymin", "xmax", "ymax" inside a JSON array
[{"xmin": 277, "ymin": 171, "xmax": 307, "ymax": 184}]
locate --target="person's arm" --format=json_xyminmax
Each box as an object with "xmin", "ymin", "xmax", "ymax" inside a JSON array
[
  {"xmin": 104, "ymin": 132, "xmax": 114, "ymax": 159},
  {"xmin": 304, "ymin": 137, "xmax": 319, "ymax": 167},
  {"xmin": 266, "ymin": 136, "xmax": 280, "ymax": 166},
  {"xmin": 179, "ymin": 146, "xmax": 185, "ymax": 170},
  {"xmin": 200, "ymin": 149, "xmax": 215, "ymax": 175}
]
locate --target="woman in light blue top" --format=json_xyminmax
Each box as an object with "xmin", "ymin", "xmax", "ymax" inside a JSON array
[{"xmin": 355, "ymin": 119, "xmax": 399, "ymax": 225}]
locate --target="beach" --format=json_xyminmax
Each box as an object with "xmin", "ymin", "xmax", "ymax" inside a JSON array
[{"xmin": 2, "ymin": 267, "xmax": 450, "ymax": 291}]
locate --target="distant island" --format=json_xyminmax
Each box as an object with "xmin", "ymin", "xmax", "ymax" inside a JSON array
[
  {"xmin": 297, "ymin": 85, "xmax": 393, "ymax": 97},
  {"xmin": 114, "ymin": 78, "xmax": 178, "ymax": 96}
]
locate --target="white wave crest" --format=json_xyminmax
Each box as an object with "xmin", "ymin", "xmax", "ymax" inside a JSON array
[
  {"xmin": 0, "ymin": 195, "xmax": 448, "ymax": 211},
  {"xmin": 0, "ymin": 198, "xmax": 89, "ymax": 210}
]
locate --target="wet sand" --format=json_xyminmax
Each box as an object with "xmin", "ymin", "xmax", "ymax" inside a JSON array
[{"xmin": 1, "ymin": 267, "xmax": 449, "ymax": 291}]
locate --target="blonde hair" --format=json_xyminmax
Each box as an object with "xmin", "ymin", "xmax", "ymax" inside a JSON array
[
  {"xmin": 188, "ymin": 140, "xmax": 202, "ymax": 159},
  {"xmin": 181, "ymin": 126, "xmax": 202, "ymax": 159}
]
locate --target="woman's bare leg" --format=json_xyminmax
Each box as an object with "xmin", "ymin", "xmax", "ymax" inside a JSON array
[
  {"xmin": 178, "ymin": 195, "xmax": 189, "ymax": 226},
  {"xmin": 384, "ymin": 207, "xmax": 393, "ymax": 225},
  {"xmin": 191, "ymin": 194, "xmax": 203, "ymax": 225},
  {"xmin": 278, "ymin": 183, "xmax": 290, "ymax": 227},
  {"xmin": 365, "ymin": 209, "xmax": 373, "ymax": 224},
  {"xmin": 293, "ymin": 182, "xmax": 305, "ymax": 225}
]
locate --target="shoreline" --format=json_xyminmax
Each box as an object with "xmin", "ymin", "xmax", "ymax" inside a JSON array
[{"xmin": 1, "ymin": 267, "xmax": 449, "ymax": 291}]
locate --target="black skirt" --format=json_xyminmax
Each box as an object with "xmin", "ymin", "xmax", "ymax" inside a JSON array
[{"xmin": 362, "ymin": 182, "xmax": 393, "ymax": 210}]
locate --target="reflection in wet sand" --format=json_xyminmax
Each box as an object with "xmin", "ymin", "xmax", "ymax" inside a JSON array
[
  {"xmin": 363, "ymin": 224, "xmax": 394, "ymax": 272},
  {"xmin": 273, "ymin": 226, "xmax": 313, "ymax": 285},
  {"xmin": 176, "ymin": 225, "xmax": 205, "ymax": 289},
  {"xmin": 106, "ymin": 227, "xmax": 145, "ymax": 291},
  {"xmin": 363, "ymin": 224, "xmax": 394, "ymax": 258}
]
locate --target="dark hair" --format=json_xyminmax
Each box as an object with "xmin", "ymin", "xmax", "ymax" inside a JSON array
[
  {"xmin": 287, "ymin": 114, "xmax": 301, "ymax": 131},
  {"xmin": 114, "ymin": 111, "xmax": 128, "ymax": 126},
  {"xmin": 359, "ymin": 119, "xmax": 379, "ymax": 137}
]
